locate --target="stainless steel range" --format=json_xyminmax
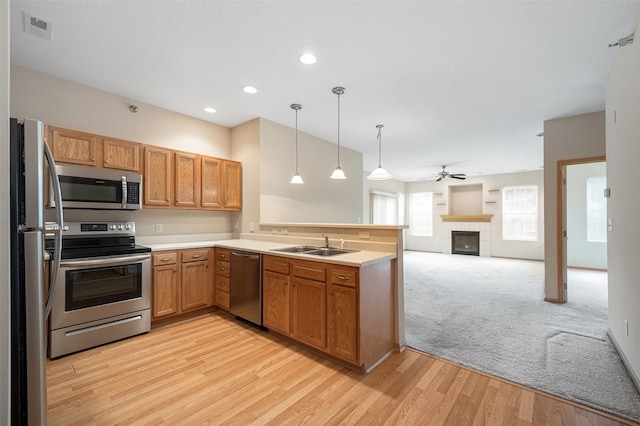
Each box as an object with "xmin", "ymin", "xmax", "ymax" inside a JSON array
[{"xmin": 46, "ymin": 221, "xmax": 151, "ymax": 358}]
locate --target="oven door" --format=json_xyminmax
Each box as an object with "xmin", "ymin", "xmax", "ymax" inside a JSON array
[{"xmin": 49, "ymin": 253, "xmax": 151, "ymax": 331}]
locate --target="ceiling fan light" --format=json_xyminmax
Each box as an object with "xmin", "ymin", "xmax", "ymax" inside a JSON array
[
  {"xmin": 367, "ymin": 167, "xmax": 393, "ymax": 180},
  {"xmin": 290, "ymin": 173, "xmax": 304, "ymax": 184},
  {"xmin": 330, "ymin": 166, "xmax": 346, "ymax": 180}
]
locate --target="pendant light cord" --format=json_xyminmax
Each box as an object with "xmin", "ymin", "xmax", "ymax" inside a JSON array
[
  {"xmin": 377, "ymin": 125, "xmax": 383, "ymax": 168},
  {"xmin": 295, "ymin": 108, "xmax": 299, "ymax": 173},
  {"xmin": 336, "ymin": 91, "xmax": 341, "ymax": 167}
]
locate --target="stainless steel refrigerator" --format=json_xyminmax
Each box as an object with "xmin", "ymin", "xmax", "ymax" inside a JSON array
[{"xmin": 10, "ymin": 118, "xmax": 64, "ymax": 425}]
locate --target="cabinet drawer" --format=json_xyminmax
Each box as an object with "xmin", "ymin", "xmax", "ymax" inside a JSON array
[
  {"xmin": 216, "ymin": 275, "xmax": 230, "ymax": 291},
  {"xmin": 182, "ymin": 248, "xmax": 210, "ymax": 263},
  {"xmin": 292, "ymin": 262, "xmax": 326, "ymax": 282},
  {"xmin": 216, "ymin": 248, "xmax": 230, "ymax": 261},
  {"xmin": 216, "ymin": 260, "xmax": 230, "ymax": 277},
  {"xmin": 264, "ymin": 256, "xmax": 290, "ymax": 275},
  {"xmin": 152, "ymin": 251, "xmax": 177, "ymax": 266},
  {"xmin": 216, "ymin": 289, "xmax": 230, "ymax": 309},
  {"xmin": 331, "ymin": 268, "xmax": 358, "ymax": 288}
]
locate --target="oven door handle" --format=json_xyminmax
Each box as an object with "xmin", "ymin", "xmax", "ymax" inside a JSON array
[{"xmin": 60, "ymin": 253, "xmax": 150, "ymax": 268}]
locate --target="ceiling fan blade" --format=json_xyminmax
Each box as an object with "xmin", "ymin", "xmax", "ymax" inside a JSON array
[
  {"xmin": 451, "ymin": 175, "xmax": 466, "ymax": 180},
  {"xmin": 436, "ymin": 176, "xmax": 443, "ymax": 182}
]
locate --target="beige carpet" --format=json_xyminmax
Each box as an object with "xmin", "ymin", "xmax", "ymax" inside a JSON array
[{"xmin": 403, "ymin": 250, "xmax": 640, "ymax": 423}]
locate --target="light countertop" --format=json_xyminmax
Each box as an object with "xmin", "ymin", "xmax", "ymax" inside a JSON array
[{"xmin": 145, "ymin": 238, "xmax": 396, "ymax": 267}]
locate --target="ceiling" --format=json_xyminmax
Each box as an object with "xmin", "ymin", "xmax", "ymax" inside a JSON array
[{"xmin": 9, "ymin": 1, "xmax": 640, "ymax": 182}]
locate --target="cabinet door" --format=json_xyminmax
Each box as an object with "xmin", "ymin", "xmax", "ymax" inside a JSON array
[
  {"xmin": 181, "ymin": 260, "xmax": 210, "ymax": 311},
  {"xmin": 175, "ymin": 152, "xmax": 199, "ymax": 207},
  {"xmin": 201, "ymin": 156, "xmax": 222, "ymax": 208},
  {"xmin": 144, "ymin": 147, "xmax": 172, "ymax": 206},
  {"xmin": 103, "ymin": 138, "xmax": 140, "ymax": 171},
  {"xmin": 291, "ymin": 277, "xmax": 326, "ymax": 350},
  {"xmin": 327, "ymin": 283, "xmax": 358, "ymax": 363},
  {"xmin": 223, "ymin": 161, "xmax": 242, "ymax": 210},
  {"xmin": 50, "ymin": 127, "xmax": 98, "ymax": 166},
  {"xmin": 153, "ymin": 264, "xmax": 179, "ymax": 319},
  {"xmin": 263, "ymin": 271, "xmax": 290, "ymax": 335}
]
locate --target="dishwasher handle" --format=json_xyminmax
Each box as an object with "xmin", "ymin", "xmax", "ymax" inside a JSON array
[{"xmin": 231, "ymin": 251, "xmax": 260, "ymax": 260}]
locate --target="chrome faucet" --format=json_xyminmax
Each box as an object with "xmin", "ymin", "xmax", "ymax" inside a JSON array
[{"xmin": 322, "ymin": 234, "xmax": 329, "ymax": 248}]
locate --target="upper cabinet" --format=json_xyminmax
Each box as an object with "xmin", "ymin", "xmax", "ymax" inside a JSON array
[
  {"xmin": 49, "ymin": 127, "xmax": 98, "ymax": 167},
  {"xmin": 143, "ymin": 147, "xmax": 242, "ymax": 211},
  {"xmin": 48, "ymin": 126, "xmax": 141, "ymax": 172},
  {"xmin": 103, "ymin": 138, "xmax": 140, "ymax": 171},
  {"xmin": 223, "ymin": 160, "xmax": 242, "ymax": 210}
]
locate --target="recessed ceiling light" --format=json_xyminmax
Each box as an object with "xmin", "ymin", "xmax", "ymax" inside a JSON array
[
  {"xmin": 204, "ymin": 107, "xmax": 216, "ymax": 113},
  {"xmin": 300, "ymin": 53, "xmax": 317, "ymax": 65},
  {"xmin": 242, "ymin": 85, "xmax": 258, "ymax": 94}
]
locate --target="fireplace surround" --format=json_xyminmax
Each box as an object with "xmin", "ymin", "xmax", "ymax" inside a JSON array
[{"xmin": 451, "ymin": 231, "xmax": 480, "ymax": 256}]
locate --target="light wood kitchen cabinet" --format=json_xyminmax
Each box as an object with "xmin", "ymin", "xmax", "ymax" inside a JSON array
[
  {"xmin": 327, "ymin": 266, "xmax": 359, "ymax": 363},
  {"xmin": 103, "ymin": 138, "xmax": 140, "ymax": 171},
  {"xmin": 174, "ymin": 152, "xmax": 199, "ymax": 207},
  {"xmin": 144, "ymin": 146, "xmax": 172, "ymax": 206},
  {"xmin": 262, "ymin": 255, "xmax": 394, "ymax": 372},
  {"xmin": 152, "ymin": 252, "xmax": 179, "ymax": 319},
  {"xmin": 223, "ymin": 160, "xmax": 242, "ymax": 210},
  {"xmin": 151, "ymin": 248, "xmax": 214, "ymax": 321},
  {"xmin": 181, "ymin": 249, "xmax": 212, "ymax": 312},
  {"xmin": 201, "ymin": 156, "xmax": 222, "ymax": 208},
  {"xmin": 263, "ymin": 256, "xmax": 291, "ymax": 333},
  {"xmin": 214, "ymin": 248, "xmax": 231, "ymax": 309},
  {"xmin": 291, "ymin": 262, "xmax": 326, "ymax": 350},
  {"xmin": 49, "ymin": 127, "xmax": 98, "ymax": 167}
]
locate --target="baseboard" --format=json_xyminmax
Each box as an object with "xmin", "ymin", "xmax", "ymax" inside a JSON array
[
  {"xmin": 568, "ymin": 265, "xmax": 608, "ymax": 272},
  {"xmin": 607, "ymin": 329, "xmax": 640, "ymax": 393}
]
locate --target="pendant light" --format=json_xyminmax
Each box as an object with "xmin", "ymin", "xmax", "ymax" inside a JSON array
[
  {"xmin": 367, "ymin": 124, "xmax": 393, "ymax": 180},
  {"xmin": 289, "ymin": 103, "xmax": 304, "ymax": 184},
  {"xmin": 330, "ymin": 86, "xmax": 347, "ymax": 179}
]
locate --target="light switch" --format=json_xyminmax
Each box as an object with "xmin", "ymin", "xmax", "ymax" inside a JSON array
[{"xmin": 607, "ymin": 219, "xmax": 613, "ymax": 232}]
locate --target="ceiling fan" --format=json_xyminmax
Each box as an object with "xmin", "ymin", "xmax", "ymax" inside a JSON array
[{"xmin": 435, "ymin": 165, "xmax": 466, "ymax": 182}]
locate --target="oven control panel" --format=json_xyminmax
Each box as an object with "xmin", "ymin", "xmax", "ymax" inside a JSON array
[{"xmin": 64, "ymin": 221, "xmax": 136, "ymax": 236}]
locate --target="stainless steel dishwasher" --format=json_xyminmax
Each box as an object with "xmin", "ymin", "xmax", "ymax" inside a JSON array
[{"xmin": 229, "ymin": 250, "xmax": 263, "ymax": 326}]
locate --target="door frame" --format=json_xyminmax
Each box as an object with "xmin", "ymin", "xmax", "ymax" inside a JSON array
[{"xmin": 553, "ymin": 156, "xmax": 606, "ymax": 302}]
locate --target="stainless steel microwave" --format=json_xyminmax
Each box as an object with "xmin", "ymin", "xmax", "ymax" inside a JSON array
[{"xmin": 50, "ymin": 165, "xmax": 143, "ymax": 210}]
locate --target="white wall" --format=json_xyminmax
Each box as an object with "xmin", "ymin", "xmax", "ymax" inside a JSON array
[
  {"xmin": 10, "ymin": 66, "xmax": 235, "ymax": 238},
  {"xmin": 1, "ymin": 0, "xmax": 10, "ymax": 422},
  {"xmin": 406, "ymin": 170, "xmax": 544, "ymax": 260},
  {"xmin": 231, "ymin": 118, "xmax": 260, "ymax": 235},
  {"xmin": 566, "ymin": 162, "xmax": 607, "ymax": 269},
  {"xmin": 362, "ymin": 174, "xmax": 407, "ymax": 225},
  {"xmin": 543, "ymin": 111, "xmax": 606, "ymax": 300},
  {"xmin": 259, "ymin": 118, "xmax": 364, "ymax": 224},
  {"xmin": 606, "ymin": 11, "xmax": 640, "ymax": 385}
]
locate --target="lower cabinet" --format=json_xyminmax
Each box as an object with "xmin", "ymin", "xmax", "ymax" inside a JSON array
[
  {"xmin": 214, "ymin": 248, "xmax": 231, "ymax": 309},
  {"xmin": 151, "ymin": 248, "xmax": 213, "ymax": 320},
  {"xmin": 262, "ymin": 255, "xmax": 384, "ymax": 370}
]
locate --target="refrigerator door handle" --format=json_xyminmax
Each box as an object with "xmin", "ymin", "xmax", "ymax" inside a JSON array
[{"xmin": 43, "ymin": 139, "xmax": 64, "ymax": 318}]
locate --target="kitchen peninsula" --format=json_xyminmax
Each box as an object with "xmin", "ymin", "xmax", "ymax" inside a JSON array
[{"xmin": 141, "ymin": 223, "xmax": 407, "ymax": 373}]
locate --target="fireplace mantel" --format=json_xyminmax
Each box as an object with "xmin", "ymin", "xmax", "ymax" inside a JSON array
[{"xmin": 440, "ymin": 215, "xmax": 493, "ymax": 223}]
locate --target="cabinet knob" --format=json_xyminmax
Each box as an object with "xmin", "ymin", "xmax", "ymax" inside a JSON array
[
  {"xmin": 292, "ymin": 281, "xmax": 296, "ymax": 287},
  {"xmin": 91, "ymin": 157, "xmax": 96, "ymax": 161},
  {"xmin": 220, "ymin": 282, "xmax": 225, "ymax": 286},
  {"xmin": 219, "ymin": 267, "xmax": 225, "ymax": 271},
  {"xmin": 173, "ymin": 268, "xmax": 177, "ymax": 272},
  {"xmin": 330, "ymin": 290, "xmax": 334, "ymax": 295},
  {"xmin": 220, "ymin": 254, "xmax": 226, "ymax": 258},
  {"xmin": 104, "ymin": 160, "xmax": 109, "ymax": 163},
  {"xmin": 284, "ymin": 280, "xmax": 288, "ymax": 286}
]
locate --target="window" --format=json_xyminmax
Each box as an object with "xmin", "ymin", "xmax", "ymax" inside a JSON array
[
  {"xmin": 409, "ymin": 192, "xmax": 433, "ymax": 236},
  {"xmin": 502, "ymin": 185, "xmax": 538, "ymax": 241},
  {"xmin": 371, "ymin": 191, "xmax": 400, "ymax": 225},
  {"xmin": 587, "ymin": 177, "xmax": 607, "ymax": 242}
]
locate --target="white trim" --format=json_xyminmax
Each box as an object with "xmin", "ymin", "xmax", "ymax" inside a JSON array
[{"xmin": 607, "ymin": 330, "xmax": 640, "ymax": 393}]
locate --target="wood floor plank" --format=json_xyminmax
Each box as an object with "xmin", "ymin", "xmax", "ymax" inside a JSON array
[{"xmin": 46, "ymin": 312, "xmax": 638, "ymax": 426}]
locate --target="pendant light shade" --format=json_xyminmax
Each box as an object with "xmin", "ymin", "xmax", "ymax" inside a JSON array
[
  {"xmin": 367, "ymin": 124, "xmax": 393, "ymax": 180},
  {"xmin": 289, "ymin": 103, "xmax": 304, "ymax": 184},
  {"xmin": 330, "ymin": 86, "xmax": 347, "ymax": 179}
]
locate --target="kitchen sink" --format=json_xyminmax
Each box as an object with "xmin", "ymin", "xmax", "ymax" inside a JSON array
[
  {"xmin": 270, "ymin": 246, "xmax": 320, "ymax": 253},
  {"xmin": 306, "ymin": 248, "xmax": 358, "ymax": 256},
  {"xmin": 270, "ymin": 246, "xmax": 358, "ymax": 256}
]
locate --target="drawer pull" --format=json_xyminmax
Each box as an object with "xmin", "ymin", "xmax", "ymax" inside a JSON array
[
  {"xmin": 192, "ymin": 254, "xmax": 201, "ymax": 259},
  {"xmin": 219, "ymin": 266, "xmax": 225, "ymax": 271},
  {"xmin": 219, "ymin": 282, "xmax": 226, "ymax": 286},
  {"xmin": 330, "ymin": 290, "xmax": 334, "ymax": 295},
  {"xmin": 220, "ymin": 254, "xmax": 226, "ymax": 258},
  {"xmin": 336, "ymin": 275, "xmax": 350, "ymax": 281},
  {"xmin": 173, "ymin": 268, "xmax": 177, "ymax": 272},
  {"xmin": 161, "ymin": 257, "xmax": 172, "ymax": 261},
  {"xmin": 219, "ymin": 297, "xmax": 225, "ymax": 301},
  {"xmin": 284, "ymin": 280, "xmax": 288, "ymax": 286}
]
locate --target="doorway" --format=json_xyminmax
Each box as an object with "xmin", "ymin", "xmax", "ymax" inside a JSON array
[{"xmin": 556, "ymin": 156, "xmax": 606, "ymax": 302}]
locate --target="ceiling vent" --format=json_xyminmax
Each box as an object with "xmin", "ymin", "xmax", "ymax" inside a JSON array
[{"xmin": 23, "ymin": 12, "xmax": 53, "ymax": 41}]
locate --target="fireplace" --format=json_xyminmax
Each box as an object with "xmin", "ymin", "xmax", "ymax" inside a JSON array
[{"xmin": 451, "ymin": 231, "xmax": 480, "ymax": 256}]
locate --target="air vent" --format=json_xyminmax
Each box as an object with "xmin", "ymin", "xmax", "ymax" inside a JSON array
[{"xmin": 23, "ymin": 12, "xmax": 53, "ymax": 41}]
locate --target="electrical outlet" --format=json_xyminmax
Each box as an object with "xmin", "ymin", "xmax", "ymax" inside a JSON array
[
  {"xmin": 359, "ymin": 231, "xmax": 370, "ymax": 239},
  {"xmin": 282, "ymin": 228, "xmax": 288, "ymax": 235},
  {"xmin": 625, "ymin": 320, "xmax": 629, "ymax": 336},
  {"xmin": 155, "ymin": 224, "xmax": 163, "ymax": 233},
  {"xmin": 249, "ymin": 222, "xmax": 255, "ymax": 232}
]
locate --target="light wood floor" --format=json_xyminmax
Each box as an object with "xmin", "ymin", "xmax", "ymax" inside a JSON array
[{"xmin": 47, "ymin": 311, "xmax": 637, "ymax": 425}]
